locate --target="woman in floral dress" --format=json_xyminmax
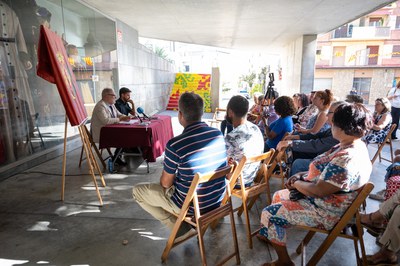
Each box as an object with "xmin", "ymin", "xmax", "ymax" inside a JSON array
[
  {"xmin": 363, "ymin": 97, "xmax": 392, "ymax": 144},
  {"xmin": 259, "ymin": 103, "xmax": 373, "ymax": 266}
]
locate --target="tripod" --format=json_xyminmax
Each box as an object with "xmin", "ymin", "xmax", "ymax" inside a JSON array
[{"xmin": 264, "ymin": 73, "xmax": 277, "ymax": 105}]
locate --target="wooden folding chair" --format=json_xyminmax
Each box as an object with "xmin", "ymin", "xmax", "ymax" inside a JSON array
[
  {"xmin": 370, "ymin": 124, "xmax": 396, "ymax": 164},
  {"xmin": 269, "ymin": 147, "xmax": 289, "ymax": 190},
  {"xmin": 295, "ymin": 182, "xmax": 374, "ymax": 266},
  {"xmin": 78, "ymin": 124, "xmax": 112, "ymax": 169},
  {"xmin": 161, "ymin": 165, "xmax": 240, "ymax": 266},
  {"xmin": 28, "ymin": 112, "xmax": 45, "ymax": 152},
  {"xmin": 224, "ymin": 149, "xmax": 275, "ymax": 249},
  {"xmin": 240, "ymin": 149, "xmax": 281, "ymax": 215},
  {"xmin": 208, "ymin": 108, "xmax": 227, "ymax": 128}
]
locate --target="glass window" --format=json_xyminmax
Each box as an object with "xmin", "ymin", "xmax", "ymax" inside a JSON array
[
  {"xmin": 0, "ymin": 0, "xmax": 117, "ymax": 166},
  {"xmin": 369, "ymin": 17, "xmax": 383, "ymax": 27},
  {"xmin": 352, "ymin": 78, "xmax": 371, "ymax": 104},
  {"xmin": 393, "ymin": 45, "xmax": 400, "ymax": 58}
]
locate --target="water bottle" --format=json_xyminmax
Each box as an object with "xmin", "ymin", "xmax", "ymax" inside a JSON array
[{"xmin": 108, "ymin": 158, "xmax": 113, "ymax": 173}]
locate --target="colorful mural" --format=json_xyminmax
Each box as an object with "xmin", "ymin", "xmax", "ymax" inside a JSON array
[{"xmin": 167, "ymin": 73, "xmax": 211, "ymax": 112}]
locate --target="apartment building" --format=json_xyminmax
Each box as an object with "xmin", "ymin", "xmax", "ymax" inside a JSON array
[{"xmin": 314, "ymin": 1, "xmax": 400, "ymax": 103}]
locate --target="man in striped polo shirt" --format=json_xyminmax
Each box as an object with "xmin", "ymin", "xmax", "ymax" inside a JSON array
[{"xmin": 132, "ymin": 92, "xmax": 228, "ymax": 240}]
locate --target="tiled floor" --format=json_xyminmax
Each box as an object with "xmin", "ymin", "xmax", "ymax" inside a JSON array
[{"xmin": 0, "ymin": 111, "xmax": 398, "ymax": 266}]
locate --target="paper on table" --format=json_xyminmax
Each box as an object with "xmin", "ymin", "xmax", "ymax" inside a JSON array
[{"xmin": 119, "ymin": 119, "xmax": 140, "ymax": 125}]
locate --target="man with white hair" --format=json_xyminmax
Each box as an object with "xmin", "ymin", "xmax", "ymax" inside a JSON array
[{"xmin": 91, "ymin": 88, "xmax": 130, "ymax": 165}]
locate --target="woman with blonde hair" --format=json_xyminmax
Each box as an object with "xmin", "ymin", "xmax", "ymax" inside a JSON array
[{"xmin": 295, "ymin": 89, "xmax": 333, "ymax": 135}]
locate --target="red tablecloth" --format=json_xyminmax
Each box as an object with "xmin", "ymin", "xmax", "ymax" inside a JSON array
[{"xmin": 99, "ymin": 115, "xmax": 173, "ymax": 162}]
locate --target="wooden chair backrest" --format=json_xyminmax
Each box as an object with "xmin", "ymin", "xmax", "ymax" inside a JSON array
[
  {"xmin": 213, "ymin": 108, "xmax": 227, "ymax": 122},
  {"xmin": 381, "ymin": 124, "xmax": 396, "ymax": 144},
  {"xmin": 161, "ymin": 164, "xmax": 240, "ymax": 265},
  {"xmin": 296, "ymin": 182, "xmax": 374, "ymax": 266},
  {"xmin": 333, "ymin": 182, "xmax": 374, "ymax": 227},
  {"xmin": 370, "ymin": 123, "xmax": 396, "ymax": 164},
  {"xmin": 229, "ymin": 149, "xmax": 275, "ymax": 192},
  {"xmin": 180, "ymin": 165, "xmax": 235, "ymax": 218}
]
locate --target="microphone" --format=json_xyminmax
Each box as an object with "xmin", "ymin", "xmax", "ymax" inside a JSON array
[
  {"xmin": 136, "ymin": 107, "xmax": 150, "ymax": 119},
  {"xmin": 136, "ymin": 113, "xmax": 143, "ymax": 123}
]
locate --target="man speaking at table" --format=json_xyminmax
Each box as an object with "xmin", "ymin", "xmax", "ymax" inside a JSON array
[
  {"xmin": 132, "ymin": 92, "xmax": 228, "ymax": 241},
  {"xmin": 91, "ymin": 88, "xmax": 130, "ymax": 165}
]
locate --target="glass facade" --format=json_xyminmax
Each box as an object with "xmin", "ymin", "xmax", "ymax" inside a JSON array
[{"xmin": 0, "ymin": 0, "xmax": 117, "ymax": 166}]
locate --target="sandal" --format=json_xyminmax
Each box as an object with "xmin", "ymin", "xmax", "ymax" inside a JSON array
[
  {"xmin": 361, "ymin": 213, "xmax": 386, "ymax": 237},
  {"xmin": 366, "ymin": 254, "xmax": 398, "ymax": 265}
]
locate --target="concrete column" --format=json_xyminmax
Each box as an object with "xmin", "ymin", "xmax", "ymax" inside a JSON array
[
  {"xmin": 211, "ymin": 67, "xmax": 220, "ymax": 111},
  {"xmin": 281, "ymin": 34, "xmax": 317, "ymax": 96},
  {"xmin": 300, "ymin": 35, "xmax": 317, "ymax": 93}
]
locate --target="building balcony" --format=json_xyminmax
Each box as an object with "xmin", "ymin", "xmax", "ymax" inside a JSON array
[
  {"xmin": 332, "ymin": 26, "xmax": 391, "ymax": 40},
  {"xmin": 315, "ymin": 55, "xmax": 400, "ymax": 69},
  {"xmin": 391, "ymin": 29, "xmax": 400, "ymax": 39},
  {"xmin": 381, "ymin": 57, "xmax": 400, "ymax": 66}
]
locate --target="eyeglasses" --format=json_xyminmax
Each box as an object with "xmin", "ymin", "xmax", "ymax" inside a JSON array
[
  {"xmin": 107, "ymin": 94, "xmax": 116, "ymax": 97},
  {"xmin": 327, "ymin": 111, "xmax": 334, "ymax": 114}
]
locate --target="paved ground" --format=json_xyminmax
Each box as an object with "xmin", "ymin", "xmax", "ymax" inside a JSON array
[{"xmin": 0, "ymin": 110, "xmax": 398, "ymax": 266}]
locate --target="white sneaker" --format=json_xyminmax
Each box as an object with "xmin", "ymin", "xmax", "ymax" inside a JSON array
[{"xmin": 369, "ymin": 189, "xmax": 386, "ymax": 201}]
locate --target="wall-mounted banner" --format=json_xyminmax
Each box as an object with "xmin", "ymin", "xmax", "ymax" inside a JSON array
[{"xmin": 167, "ymin": 73, "xmax": 211, "ymax": 112}]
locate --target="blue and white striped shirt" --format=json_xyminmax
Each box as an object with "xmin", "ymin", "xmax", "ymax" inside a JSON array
[{"xmin": 164, "ymin": 122, "xmax": 228, "ymax": 214}]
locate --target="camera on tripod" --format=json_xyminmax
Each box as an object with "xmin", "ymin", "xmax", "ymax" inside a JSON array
[{"xmin": 264, "ymin": 73, "xmax": 278, "ymax": 103}]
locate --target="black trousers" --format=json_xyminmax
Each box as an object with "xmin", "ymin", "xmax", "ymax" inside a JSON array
[{"xmin": 391, "ymin": 106, "xmax": 400, "ymax": 139}]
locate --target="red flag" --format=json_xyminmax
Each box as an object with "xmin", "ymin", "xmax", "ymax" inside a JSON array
[{"xmin": 36, "ymin": 26, "xmax": 87, "ymax": 126}]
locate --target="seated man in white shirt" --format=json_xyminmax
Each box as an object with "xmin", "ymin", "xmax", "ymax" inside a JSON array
[
  {"xmin": 225, "ymin": 95, "xmax": 265, "ymax": 187},
  {"xmin": 91, "ymin": 88, "xmax": 130, "ymax": 165}
]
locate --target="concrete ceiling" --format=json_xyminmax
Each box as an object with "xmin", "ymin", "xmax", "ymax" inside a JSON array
[{"xmin": 81, "ymin": 0, "xmax": 395, "ymax": 51}]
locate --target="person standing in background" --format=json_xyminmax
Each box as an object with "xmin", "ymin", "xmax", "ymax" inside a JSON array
[{"xmin": 387, "ymin": 81, "xmax": 400, "ymax": 140}]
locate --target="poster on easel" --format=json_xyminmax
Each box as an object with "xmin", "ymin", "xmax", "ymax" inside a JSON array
[
  {"xmin": 36, "ymin": 25, "xmax": 104, "ymax": 205},
  {"xmin": 36, "ymin": 25, "xmax": 87, "ymax": 126}
]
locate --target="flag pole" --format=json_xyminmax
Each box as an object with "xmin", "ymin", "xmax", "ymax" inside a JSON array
[{"xmin": 61, "ymin": 115, "xmax": 68, "ymax": 201}]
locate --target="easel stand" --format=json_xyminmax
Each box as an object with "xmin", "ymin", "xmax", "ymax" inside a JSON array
[{"xmin": 61, "ymin": 116, "xmax": 106, "ymax": 206}]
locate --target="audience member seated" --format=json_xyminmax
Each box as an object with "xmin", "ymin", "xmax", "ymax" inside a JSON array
[
  {"xmin": 263, "ymin": 102, "xmax": 279, "ymax": 126},
  {"xmin": 360, "ymin": 189, "xmax": 400, "ymax": 265},
  {"xmin": 297, "ymin": 91, "xmax": 318, "ymax": 128},
  {"xmin": 91, "ymin": 88, "xmax": 130, "ymax": 165},
  {"xmin": 295, "ymin": 89, "xmax": 333, "ymax": 135},
  {"xmin": 369, "ymin": 149, "xmax": 400, "ymax": 201},
  {"xmin": 248, "ymin": 94, "xmax": 265, "ymax": 123},
  {"xmin": 132, "ymin": 92, "xmax": 228, "ymax": 241},
  {"xmin": 345, "ymin": 94, "xmax": 364, "ymax": 104},
  {"xmin": 225, "ymin": 95, "xmax": 264, "ymax": 187},
  {"xmin": 115, "ymin": 87, "xmax": 136, "ymax": 116},
  {"xmin": 249, "ymin": 92, "xmax": 263, "ymax": 114},
  {"xmin": 264, "ymin": 96, "xmax": 296, "ymax": 151},
  {"xmin": 277, "ymin": 101, "xmax": 344, "ymax": 176},
  {"xmin": 258, "ymin": 103, "xmax": 373, "ymax": 266},
  {"xmin": 220, "ymin": 119, "xmax": 233, "ymax": 136},
  {"xmin": 292, "ymin": 93, "xmax": 309, "ymax": 124},
  {"xmin": 363, "ymin": 97, "xmax": 392, "ymax": 144}
]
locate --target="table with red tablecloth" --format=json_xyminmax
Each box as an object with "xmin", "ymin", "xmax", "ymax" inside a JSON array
[{"xmin": 99, "ymin": 115, "xmax": 173, "ymax": 162}]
